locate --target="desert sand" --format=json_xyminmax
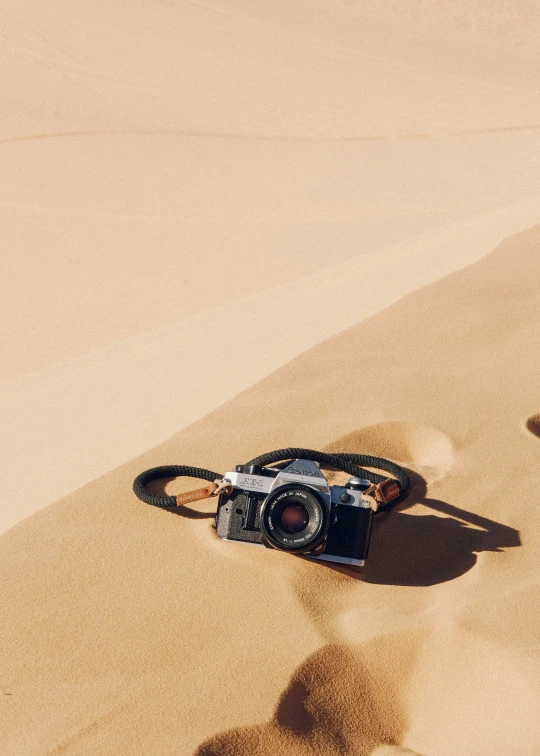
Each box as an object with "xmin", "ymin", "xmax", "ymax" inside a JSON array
[
  {"xmin": 3, "ymin": 0, "xmax": 540, "ymax": 530},
  {"xmin": 1, "ymin": 1, "xmax": 540, "ymax": 754},
  {"xmin": 2, "ymin": 219, "xmax": 540, "ymax": 755}
]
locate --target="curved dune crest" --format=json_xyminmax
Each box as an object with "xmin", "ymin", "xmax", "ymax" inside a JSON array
[
  {"xmin": 3, "ymin": 194, "xmax": 540, "ymax": 534},
  {"xmin": 2, "ymin": 224, "xmax": 540, "ymax": 754},
  {"xmin": 2, "ymin": 0, "xmax": 540, "ymax": 754},
  {"xmin": 3, "ymin": 0, "xmax": 540, "ymax": 534}
]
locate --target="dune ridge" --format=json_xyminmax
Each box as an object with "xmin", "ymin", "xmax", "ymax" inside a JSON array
[
  {"xmin": 2, "ymin": 224, "xmax": 540, "ymax": 754},
  {"xmin": 2, "ymin": 193, "xmax": 540, "ymax": 534},
  {"xmin": 3, "ymin": 1, "xmax": 540, "ymax": 753},
  {"xmin": 3, "ymin": 0, "xmax": 540, "ymax": 540}
]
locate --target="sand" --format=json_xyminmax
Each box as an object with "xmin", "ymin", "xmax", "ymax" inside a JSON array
[
  {"xmin": 2, "ymin": 220, "xmax": 540, "ymax": 755},
  {"xmin": 1, "ymin": 1, "xmax": 540, "ymax": 754},
  {"xmin": 3, "ymin": 0, "xmax": 540, "ymax": 531}
]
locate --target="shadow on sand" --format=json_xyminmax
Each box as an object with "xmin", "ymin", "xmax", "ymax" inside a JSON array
[
  {"xmin": 187, "ymin": 471, "xmax": 518, "ymax": 755},
  {"xmin": 321, "ymin": 470, "xmax": 520, "ymax": 587},
  {"xmin": 151, "ymin": 469, "xmax": 520, "ymax": 586},
  {"xmin": 195, "ymin": 641, "xmax": 423, "ymax": 756}
]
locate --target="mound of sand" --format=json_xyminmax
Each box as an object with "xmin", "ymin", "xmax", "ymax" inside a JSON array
[
  {"xmin": 3, "ymin": 0, "xmax": 540, "ymax": 531},
  {"xmin": 2, "ymin": 2, "xmax": 540, "ymax": 754},
  {"xmin": 2, "ymin": 224, "xmax": 540, "ymax": 754}
]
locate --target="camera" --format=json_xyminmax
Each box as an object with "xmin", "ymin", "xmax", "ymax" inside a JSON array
[{"xmin": 215, "ymin": 458, "xmax": 375, "ymax": 567}]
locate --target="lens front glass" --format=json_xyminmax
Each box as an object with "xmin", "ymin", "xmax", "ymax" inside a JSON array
[
  {"xmin": 278, "ymin": 502, "xmax": 310, "ymax": 534},
  {"xmin": 260, "ymin": 484, "xmax": 330, "ymax": 554}
]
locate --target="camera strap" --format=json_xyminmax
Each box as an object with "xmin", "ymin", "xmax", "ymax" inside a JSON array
[{"xmin": 133, "ymin": 448, "xmax": 409, "ymax": 514}]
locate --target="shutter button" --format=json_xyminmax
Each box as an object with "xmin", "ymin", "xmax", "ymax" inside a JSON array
[{"xmin": 347, "ymin": 477, "xmax": 372, "ymax": 491}]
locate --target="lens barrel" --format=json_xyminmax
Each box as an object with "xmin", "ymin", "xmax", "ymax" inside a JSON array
[{"xmin": 259, "ymin": 484, "xmax": 330, "ymax": 554}]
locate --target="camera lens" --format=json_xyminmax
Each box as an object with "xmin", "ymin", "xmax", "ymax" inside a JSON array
[
  {"xmin": 260, "ymin": 484, "xmax": 330, "ymax": 554},
  {"xmin": 278, "ymin": 503, "xmax": 309, "ymax": 534}
]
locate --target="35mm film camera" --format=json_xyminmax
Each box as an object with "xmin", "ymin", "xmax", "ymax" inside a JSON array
[{"xmin": 215, "ymin": 458, "xmax": 398, "ymax": 566}]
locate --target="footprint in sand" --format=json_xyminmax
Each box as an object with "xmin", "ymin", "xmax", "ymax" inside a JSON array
[
  {"xmin": 195, "ymin": 642, "xmax": 425, "ymax": 756},
  {"xmin": 525, "ymin": 414, "xmax": 540, "ymax": 438},
  {"xmin": 193, "ymin": 422, "xmax": 453, "ymax": 755},
  {"xmin": 314, "ymin": 420, "xmax": 518, "ymax": 631},
  {"xmin": 194, "ymin": 425, "xmax": 520, "ymax": 754},
  {"xmin": 323, "ymin": 420, "xmax": 455, "ymax": 485}
]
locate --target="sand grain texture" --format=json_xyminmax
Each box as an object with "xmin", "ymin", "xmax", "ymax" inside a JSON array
[
  {"xmin": 2, "ymin": 227, "xmax": 540, "ymax": 754},
  {"xmin": 2, "ymin": 2, "xmax": 540, "ymax": 754}
]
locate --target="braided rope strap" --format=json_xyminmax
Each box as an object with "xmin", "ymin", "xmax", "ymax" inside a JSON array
[
  {"xmin": 132, "ymin": 465, "xmax": 221, "ymax": 510},
  {"xmin": 133, "ymin": 449, "xmax": 409, "ymax": 514},
  {"xmin": 247, "ymin": 448, "xmax": 408, "ymax": 512}
]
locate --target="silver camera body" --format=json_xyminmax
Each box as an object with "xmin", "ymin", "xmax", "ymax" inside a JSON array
[{"xmin": 215, "ymin": 459, "xmax": 374, "ymax": 567}]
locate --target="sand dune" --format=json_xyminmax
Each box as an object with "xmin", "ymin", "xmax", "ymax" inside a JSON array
[
  {"xmin": 2, "ymin": 223, "xmax": 540, "ymax": 755},
  {"xmin": 6, "ymin": 129, "xmax": 539, "ymax": 384},
  {"xmin": 246, "ymin": 1, "xmax": 540, "ymax": 84},
  {"xmin": 2, "ymin": 193, "xmax": 540, "ymax": 533},
  {"xmin": 2, "ymin": 0, "xmax": 540, "ymax": 754},
  {"xmin": 3, "ymin": 0, "xmax": 540, "ymax": 534}
]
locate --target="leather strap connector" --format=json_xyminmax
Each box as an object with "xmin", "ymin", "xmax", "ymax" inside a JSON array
[
  {"xmin": 175, "ymin": 482, "xmax": 218, "ymax": 506},
  {"xmin": 376, "ymin": 478, "xmax": 401, "ymax": 503},
  {"xmin": 362, "ymin": 478, "xmax": 400, "ymax": 511}
]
